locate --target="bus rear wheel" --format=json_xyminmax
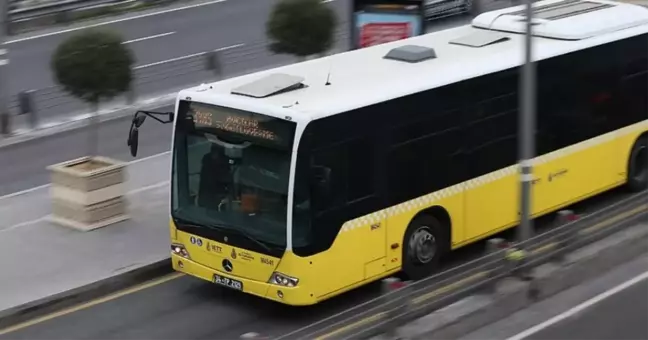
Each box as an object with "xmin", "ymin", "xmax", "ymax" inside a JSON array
[
  {"xmin": 402, "ymin": 214, "xmax": 446, "ymax": 280},
  {"xmin": 627, "ymin": 136, "xmax": 648, "ymax": 192}
]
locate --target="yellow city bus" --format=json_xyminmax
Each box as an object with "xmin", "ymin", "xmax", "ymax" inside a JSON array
[{"xmin": 127, "ymin": 0, "xmax": 648, "ymax": 306}]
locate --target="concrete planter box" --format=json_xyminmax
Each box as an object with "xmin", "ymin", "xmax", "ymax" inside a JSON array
[{"xmin": 47, "ymin": 156, "xmax": 129, "ymax": 231}]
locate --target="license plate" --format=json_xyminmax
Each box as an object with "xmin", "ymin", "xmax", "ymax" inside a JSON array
[{"xmin": 213, "ymin": 274, "xmax": 243, "ymax": 291}]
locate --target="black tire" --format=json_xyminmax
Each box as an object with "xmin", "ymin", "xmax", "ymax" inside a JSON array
[
  {"xmin": 401, "ymin": 214, "xmax": 447, "ymax": 280},
  {"xmin": 626, "ymin": 136, "xmax": 648, "ymax": 192}
]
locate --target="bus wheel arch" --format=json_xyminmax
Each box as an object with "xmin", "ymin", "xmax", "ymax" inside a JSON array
[
  {"xmin": 401, "ymin": 206, "xmax": 451, "ymax": 280},
  {"xmin": 626, "ymin": 133, "xmax": 648, "ymax": 192}
]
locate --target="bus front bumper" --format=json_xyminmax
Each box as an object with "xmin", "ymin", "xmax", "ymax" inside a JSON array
[{"xmin": 171, "ymin": 253, "xmax": 317, "ymax": 306}]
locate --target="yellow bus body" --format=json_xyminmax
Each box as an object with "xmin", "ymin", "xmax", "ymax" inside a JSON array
[{"xmin": 170, "ymin": 120, "xmax": 647, "ymax": 306}]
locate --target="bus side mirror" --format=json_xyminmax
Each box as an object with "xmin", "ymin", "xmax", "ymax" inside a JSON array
[
  {"xmin": 127, "ymin": 114, "xmax": 147, "ymax": 157},
  {"xmin": 134, "ymin": 114, "xmax": 146, "ymax": 127},
  {"xmin": 127, "ymin": 124, "xmax": 139, "ymax": 157}
]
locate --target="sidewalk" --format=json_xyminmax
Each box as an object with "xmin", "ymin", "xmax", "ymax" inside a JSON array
[{"xmin": 0, "ymin": 151, "xmax": 172, "ymax": 313}]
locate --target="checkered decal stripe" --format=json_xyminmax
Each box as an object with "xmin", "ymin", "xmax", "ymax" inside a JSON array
[{"xmin": 340, "ymin": 120, "xmax": 648, "ymax": 233}]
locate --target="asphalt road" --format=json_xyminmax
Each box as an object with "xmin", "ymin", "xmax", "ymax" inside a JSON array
[
  {"xmin": 526, "ymin": 278, "xmax": 648, "ymax": 340},
  {"xmin": 0, "ymin": 187, "xmax": 641, "ymax": 340},
  {"xmin": 0, "ymin": 106, "xmax": 173, "ymax": 195},
  {"xmin": 458, "ymin": 251, "xmax": 648, "ymax": 340},
  {"xmin": 3, "ymin": 0, "xmax": 350, "ymax": 120}
]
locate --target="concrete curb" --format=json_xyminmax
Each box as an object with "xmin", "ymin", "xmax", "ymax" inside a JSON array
[
  {"xmin": 0, "ymin": 93, "xmax": 175, "ymax": 149},
  {"xmin": 387, "ymin": 217, "xmax": 648, "ymax": 340},
  {"xmin": 0, "ymin": 257, "xmax": 173, "ymax": 330}
]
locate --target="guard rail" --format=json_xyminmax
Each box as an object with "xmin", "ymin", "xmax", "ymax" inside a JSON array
[{"xmin": 277, "ymin": 190, "xmax": 648, "ymax": 340}]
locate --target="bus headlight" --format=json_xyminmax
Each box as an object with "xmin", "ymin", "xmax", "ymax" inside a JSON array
[
  {"xmin": 171, "ymin": 244, "xmax": 191, "ymax": 259},
  {"xmin": 269, "ymin": 272, "xmax": 299, "ymax": 287}
]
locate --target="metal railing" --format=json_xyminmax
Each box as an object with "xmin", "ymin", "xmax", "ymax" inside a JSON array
[{"xmin": 277, "ymin": 190, "xmax": 648, "ymax": 340}]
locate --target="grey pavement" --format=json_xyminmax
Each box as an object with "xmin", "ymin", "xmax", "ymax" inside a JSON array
[
  {"xmin": 2, "ymin": 0, "xmax": 351, "ymax": 130},
  {"xmin": 458, "ymin": 253, "xmax": 648, "ymax": 340},
  {"xmin": 0, "ymin": 151, "xmax": 171, "ymax": 312}
]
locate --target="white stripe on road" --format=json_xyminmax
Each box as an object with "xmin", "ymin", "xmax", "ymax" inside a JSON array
[
  {"xmin": 0, "ymin": 180, "xmax": 170, "ymax": 232},
  {"xmin": 4, "ymin": 0, "xmax": 228, "ymax": 44},
  {"xmin": 506, "ymin": 270, "xmax": 648, "ymax": 340},
  {"xmin": 133, "ymin": 43, "xmax": 244, "ymax": 70},
  {"xmin": 122, "ymin": 31, "xmax": 176, "ymax": 44},
  {"xmin": 0, "ymin": 151, "xmax": 170, "ymax": 202}
]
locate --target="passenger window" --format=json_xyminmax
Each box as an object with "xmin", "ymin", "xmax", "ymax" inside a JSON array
[
  {"xmin": 310, "ymin": 144, "xmax": 346, "ymax": 212},
  {"xmin": 347, "ymin": 137, "xmax": 375, "ymax": 201}
]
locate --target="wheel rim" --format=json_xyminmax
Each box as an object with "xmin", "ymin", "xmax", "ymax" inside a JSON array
[
  {"xmin": 408, "ymin": 227, "xmax": 437, "ymax": 264},
  {"xmin": 632, "ymin": 146, "xmax": 647, "ymax": 183}
]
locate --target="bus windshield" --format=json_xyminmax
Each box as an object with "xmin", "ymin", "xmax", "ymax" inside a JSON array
[{"xmin": 171, "ymin": 101, "xmax": 296, "ymax": 250}]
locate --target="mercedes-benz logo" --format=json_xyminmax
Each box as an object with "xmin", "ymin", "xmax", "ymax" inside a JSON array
[{"xmin": 222, "ymin": 259, "xmax": 233, "ymax": 272}]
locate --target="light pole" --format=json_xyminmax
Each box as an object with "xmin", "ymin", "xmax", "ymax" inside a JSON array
[
  {"xmin": 0, "ymin": 0, "xmax": 9, "ymax": 136},
  {"xmin": 518, "ymin": 0, "xmax": 536, "ymax": 248}
]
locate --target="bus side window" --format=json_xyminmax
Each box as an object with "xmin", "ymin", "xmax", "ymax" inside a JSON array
[
  {"xmin": 310, "ymin": 144, "xmax": 347, "ymax": 213},
  {"xmin": 346, "ymin": 137, "xmax": 375, "ymax": 202}
]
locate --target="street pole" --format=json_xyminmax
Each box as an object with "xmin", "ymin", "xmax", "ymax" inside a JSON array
[
  {"xmin": 518, "ymin": 0, "xmax": 536, "ymax": 248},
  {"xmin": 0, "ymin": 0, "xmax": 9, "ymax": 136}
]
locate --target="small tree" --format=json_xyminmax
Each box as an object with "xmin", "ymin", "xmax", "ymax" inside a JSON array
[
  {"xmin": 266, "ymin": 0, "xmax": 337, "ymax": 61},
  {"xmin": 51, "ymin": 29, "xmax": 134, "ymax": 157}
]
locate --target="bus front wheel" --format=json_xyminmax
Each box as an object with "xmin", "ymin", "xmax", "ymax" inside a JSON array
[
  {"xmin": 402, "ymin": 214, "xmax": 446, "ymax": 280},
  {"xmin": 627, "ymin": 136, "xmax": 648, "ymax": 192}
]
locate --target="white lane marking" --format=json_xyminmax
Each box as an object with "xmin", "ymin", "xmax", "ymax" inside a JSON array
[
  {"xmin": 0, "ymin": 180, "xmax": 170, "ymax": 232},
  {"xmin": 0, "ymin": 151, "xmax": 171, "ymax": 202},
  {"xmin": 4, "ymin": 0, "xmax": 227, "ymax": 45},
  {"xmin": 1, "ymin": 217, "xmax": 48, "ymax": 232},
  {"xmin": 122, "ymin": 31, "xmax": 176, "ymax": 44},
  {"xmin": 129, "ymin": 180, "xmax": 170, "ymax": 195},
  {"xmin": 506, "ymin": 270, "xmax": 648, "ymax": 340},
  {"xmin": 133, "ymin": 43, "xmax": 244, "ymax": 69}
]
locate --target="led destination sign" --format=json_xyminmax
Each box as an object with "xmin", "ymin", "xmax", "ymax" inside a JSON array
[{"xmin": 185, "ymin": 102, "xmax": 295, "ymax": 148}]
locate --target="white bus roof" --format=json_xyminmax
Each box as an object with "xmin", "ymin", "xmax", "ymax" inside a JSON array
[{"xmin": 182, "ymin": 0, "xmax": 648, "ymax": 121}]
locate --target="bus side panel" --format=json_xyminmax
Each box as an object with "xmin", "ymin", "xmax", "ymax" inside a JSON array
[
  {"xmin": 463, "ymin": 166, "xmax": 519, "ymax": 243},
  {"xmin": 289, "ymin": 217, "xmax": 388, "ymax": 300},
  {"xmin": 531, "ymin": 131, "xmax": 620, "ymax": 217},
  {"xmin": 277, "ymin": 241, "xmax": 365, "ymax": 303}
]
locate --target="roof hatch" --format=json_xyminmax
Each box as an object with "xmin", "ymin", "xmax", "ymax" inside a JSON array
[
  {"xmin": 472, "ymin": 0, "xmax": 648, "ymax": 40},
  {"xmin": 231, "ymin": 73, "xmax": 306, "ymax": 98},
  {"xmin": 449, "ymin": 30, "xmax": 510, "ymax": 47},
  {"xmin": 383, "ymin": 45, "xmax": 437, "ymax": 63}
]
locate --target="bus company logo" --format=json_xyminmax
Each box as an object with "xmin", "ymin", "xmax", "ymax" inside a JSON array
[
  {"xmin": 222, "ymin": 259, "xmax": 233, "ymax": 272},
  {"xmin": 206, "ymin": 242, "xmax": 222, "ymax": 253},
  {"xmin": 239, "ymin": 252, "xmax": 255, "ymax": 261},
  {"xmin": 231, "ymin": 248, "xmax": 237, "ymax": 259}
]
